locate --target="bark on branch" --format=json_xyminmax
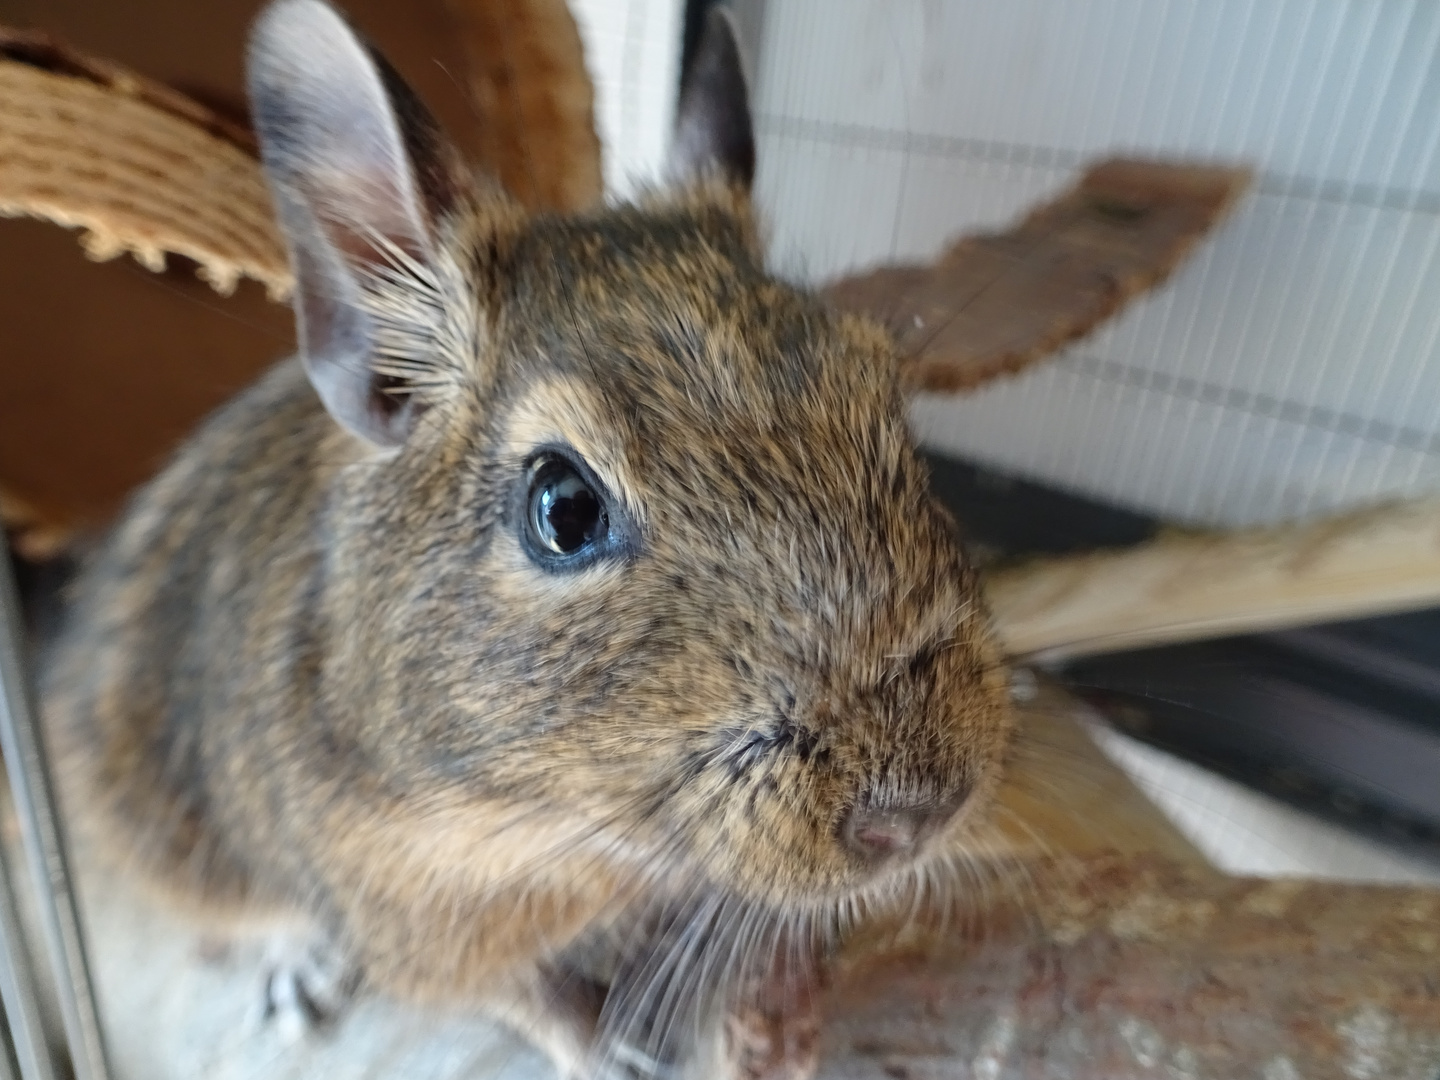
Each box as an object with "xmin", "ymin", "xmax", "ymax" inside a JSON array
[{"xmin": 818, "ymin": 854, "xmax": 1440, "ymax": 1080}]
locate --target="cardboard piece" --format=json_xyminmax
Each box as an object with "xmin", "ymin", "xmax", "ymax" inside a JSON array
[{"xmin": 826, "ymin": 159, "xmax": 1252, "ymax": 393}]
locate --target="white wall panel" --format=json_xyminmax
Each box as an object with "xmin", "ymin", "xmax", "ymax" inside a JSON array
[{"xmin": 749, "ymin": 0, "xmax": 1440, "ymax": 527}]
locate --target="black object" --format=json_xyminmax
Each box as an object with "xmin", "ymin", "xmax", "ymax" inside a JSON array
[
  {"xmin": 1066, "ymin": 614, "xmax": 1440, "ymax": 861},
  {"xmin": 923, "ymin": 452, "xmax": 1157, "ymax": 558},
  {"xmin": 7, "ymin": 544, "xmax": 75, "ymax": 649},
  {"xmin": 923, "ymin": 449, "xmax": 1440, "ymax": 866},
  {"xmin": 681, "ymin": 0, "xmax": 723, "ymax": 84}
]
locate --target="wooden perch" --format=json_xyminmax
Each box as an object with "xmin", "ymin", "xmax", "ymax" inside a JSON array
[
  {"xmin": 987, "ymin": 496, "xmax": 1440, "ymax": 660},
  {"xmin": 826, "ymin": 159, "xmax": 1251, "ymax": 394},
  {"xmin": 817, "ymin": 853, "xmax": 1440, "ymax": 1080}
]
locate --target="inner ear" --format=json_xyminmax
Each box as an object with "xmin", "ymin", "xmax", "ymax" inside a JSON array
[
  {"xmin": 669, "ymin": 6, "xmax": 756, "ymax": 190},
  {"xmin": 248, "ymin": 0, "xmax": 466, "ymax": 449}
]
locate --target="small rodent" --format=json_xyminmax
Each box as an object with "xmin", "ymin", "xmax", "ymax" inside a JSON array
[{"xmin": 44, "ymin": 1, "xmax": 1014, "ymax": 1076}]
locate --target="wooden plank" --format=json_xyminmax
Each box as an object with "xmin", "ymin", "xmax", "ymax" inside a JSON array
[
  {"xmin": 826, "ymin": 159, "xmax": 1251, "ymax": 394},
  {"xmin": 986, "ymin": 497, "xmax": 1440, "ymax": 661}
]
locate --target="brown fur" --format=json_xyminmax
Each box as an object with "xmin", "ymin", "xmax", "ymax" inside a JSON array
[{"xmin": 44, "ymin": 6, "xmax": 1013, "ymax": 1074}]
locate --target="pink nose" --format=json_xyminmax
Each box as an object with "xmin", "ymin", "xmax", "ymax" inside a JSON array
[{"xmin": 840, "ymin": 794, "xmax": 965, "ymax": 866}]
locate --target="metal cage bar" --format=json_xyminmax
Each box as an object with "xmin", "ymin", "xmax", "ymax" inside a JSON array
[{"xmin": 0, "ymin": 553, "xmax": 111, "ymax": 1080}]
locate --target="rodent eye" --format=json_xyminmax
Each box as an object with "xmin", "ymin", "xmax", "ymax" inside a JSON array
[{"xmin": 525, "ymin": 454, "xmax": 610, "ymax": 560}]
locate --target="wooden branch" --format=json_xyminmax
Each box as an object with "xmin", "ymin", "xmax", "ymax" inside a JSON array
[
  {"xmin": 442, "ymin": 0, "xmax": 603, "ymax": 212},
  {"xmin": 826, "ymin": 159, "xmax": 1251, "ymax": 394},
  {"xmin": 819, "ymin": 854, "xmax": 1440, "ymax": 1080},
  {"xmin": 986, "ymin": 496, "xmax": 1440, "ymax": 660}
]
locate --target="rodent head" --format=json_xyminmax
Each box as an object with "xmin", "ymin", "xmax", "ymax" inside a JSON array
[{"xmin": 249, "ymin": 0, "xmax": 1012, "ymax": 918}]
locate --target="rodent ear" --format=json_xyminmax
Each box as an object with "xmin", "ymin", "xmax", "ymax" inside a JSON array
[
  {"xmin": 669, "ymin": 6, "xmax": 756, "ymax": 191},
  {"xmin": 247, "ymin": 0, "xmax": 465, "ymax": 449}
]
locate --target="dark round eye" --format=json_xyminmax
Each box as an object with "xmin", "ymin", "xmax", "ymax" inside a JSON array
[{"xmin": 526, "ymin": 455, "xmax": 609, "ymax": 557}]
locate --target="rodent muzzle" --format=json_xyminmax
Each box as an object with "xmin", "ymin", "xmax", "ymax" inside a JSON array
[{"xmin": 838, "ymin": 786, "xmax": 969, "ymax": 868}]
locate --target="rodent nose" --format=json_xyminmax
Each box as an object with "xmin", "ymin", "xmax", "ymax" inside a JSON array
[{"xmin": 840, "ymin": 791, "xmax": 967, "ymax": 866}]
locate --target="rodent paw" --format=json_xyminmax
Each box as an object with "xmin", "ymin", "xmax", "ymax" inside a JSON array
[{"xmin": 254, "ymin": 937, "xmax": 358, "ymax": 1043}]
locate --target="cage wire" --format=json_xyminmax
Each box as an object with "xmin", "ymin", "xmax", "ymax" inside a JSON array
[
  {"xmin": 2, "ymin": 0, "xmax": 1440, "ymax": 1075},
  {"xmin": 0, "ymin": 552, "xmax": 110, "ymax": 1080}
]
